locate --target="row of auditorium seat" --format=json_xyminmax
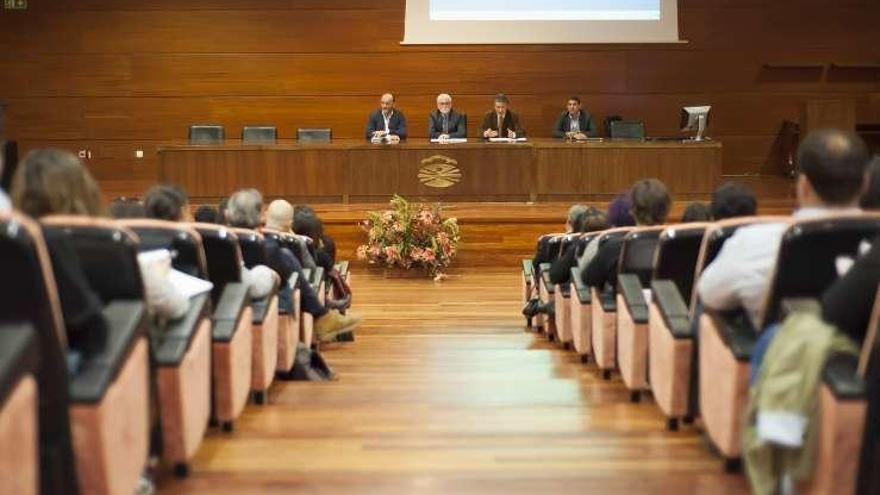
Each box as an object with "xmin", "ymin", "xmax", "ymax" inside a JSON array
[
  {"xmin": 0, "ymin": 212, "xmax": 351, "ymax": 495},
  {"xmin": 189, "ymin": 125, "xmax": 331, "ymax": 144},
  {"xmin": 188, "ymin": 119, "xmax": 649, "ymax": 144},
  {"xmin": 523, "ymin": 213, "xmax": 879, "ymax": 493}
]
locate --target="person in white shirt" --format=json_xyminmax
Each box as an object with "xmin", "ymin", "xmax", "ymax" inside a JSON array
[
  {"xmin": 697, "ymin": 129, "xmax": 872, "ymax": 329},
  {"xmin": 365, "ymin": 93, "xmax": 407, "ymax": 142}
]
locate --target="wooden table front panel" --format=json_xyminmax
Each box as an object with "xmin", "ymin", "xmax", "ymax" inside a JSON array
[{"xmin": 158, "ymin": 140, "xmax": 721, "ymax": 202}]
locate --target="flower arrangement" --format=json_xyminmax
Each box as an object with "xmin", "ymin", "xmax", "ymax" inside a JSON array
[{"xmin": 356, "ymin": 195, "xmax": 460, "ymax": 278}]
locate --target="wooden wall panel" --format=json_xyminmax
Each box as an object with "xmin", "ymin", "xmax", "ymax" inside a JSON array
[{"xmin": 2, "ymin": 0, "xmax": 879, "ymax": 195}]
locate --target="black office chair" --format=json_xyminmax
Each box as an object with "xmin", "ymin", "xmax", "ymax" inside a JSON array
[
  {"xmin": 241, "ymin": 126, "xmax": 277, "ymax": 144},
  {"xmin": 610, "ymin": 120, "xmax": 646, "ymax": 139},
  {"xmin": 297, "ymin": 128, "xmax": 332, "ymax": 143},
  {"xmin": 188, "ymin": 125, "xmax": 225, "ymax": 144},
  {"xmin": 604, "ymin": 115, "xmax": 622, "ymax": 137}
]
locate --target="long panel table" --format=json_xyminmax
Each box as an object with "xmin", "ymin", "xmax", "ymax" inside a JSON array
[{"xmin": 158, "ymin": 138, "xmax": 721, "ymax": 203}]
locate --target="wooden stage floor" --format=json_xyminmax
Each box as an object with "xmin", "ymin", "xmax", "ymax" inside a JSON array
[{"xmin": 156, "ymin": 269, "xmax": 749, "ymax": 495}]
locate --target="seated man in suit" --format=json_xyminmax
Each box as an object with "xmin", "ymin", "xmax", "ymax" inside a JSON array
[
  {"xmin": 552, "ymin": 96, "xmax": 598, "ymax": 140},
  {"xmin": 480, "ymin": 93, "xmax": 525, "ymax": 140},
  {"xmin": 428, "ymin": 93, "xmax": 467, "ymax": 141},
  {"xmin": 365, "ymin": 93, "xmax": 407, "ymax": 143}
]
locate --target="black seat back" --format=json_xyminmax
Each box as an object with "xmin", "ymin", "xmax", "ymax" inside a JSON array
[
  {"xmin": 121, "ymin": 220, "xmax": 208, "ymax": 279},
  {"xmin": 618, "ymin": 227, "xmax": 664, "ymax": 286},
  {"xmin": 0, "ymin": 212, "xmax": 77, "ymax": 494},
  {"xmin": 230, "ymin": 228, "xmax": 267, "ymax": 269},
  {"xmin": 41, "ymin": 218, "xmax": 144, "ymax": 304},
  {"xmin": 762, "ymin": 215, "xmax": 880, "ymax": 328},
  {"xmin": 188, "ymin": 124, "xmax": 224, "ymax": 144},
  {"xmin": 653, "ymin": 223, "xmax": 708, "ymax": 304},
  {"xmin": 610, "ymin": 120, "xmax": 646, "ymax": 139},
  {"xmin": 192, "ymin": 224, "xmax": 243, "ymax": 305},
  {"xmin": 241, "ymin": 125, "xmax": 277, "ymax": 144},
  {"xmin": 534, "ymin": 233, "xmax": 565, "ymax": 265},
  {"xmin": 297, "ymin": 128, "xmax": 332, "ymax": 143}
]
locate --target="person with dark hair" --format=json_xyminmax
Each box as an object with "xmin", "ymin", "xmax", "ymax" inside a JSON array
[
  {"xmin": 860, "ymin": 156, "xmax": 880, "ymax": 209},
  {"xmin": 109, "ymin": 197, "xmax": 146, "ymax": 219},
  {"xmin": 548, "ymin": 205, "xmax": 606, "ymax": 285},
  {"xmin": 698, "ymin": 129, "xmax": 871, "ymax": 329},
  {"xmin": 144, "ymin": 185, "xmax": 188, "ymax": 222},
  {"xmin": 193, "ymin": 205, "xmax": 219, "ymax": 223},
  {"xmin": 294, "ymin": 205, "xmax": 337, "ymax": 270},
  {"xmin": 217, "ymin": 196, "xmax": 229, "ymax": 225},
  {"xmin": 366, "ymin": 93, "xmax": 407, "ymax": 143},
  {"xmin": 480, "ymin": 93, "xmax": 525, "ymax": 139},
  {"xmin": 711, "ymin": 181, "xmax": 758, "ymax": 220},
  {"xmin": 574, "ymin": 192, "xmax": 634, "ymax": 280},
  {"xmin": 681, "ymin": 202, "xmax": 712, "ymax": 222},
  {"xmin": 552, "ymin": 96, "xmax": 598, "ymax": 140},
  {"xmin": 582, "ymin": 179, "xmax": 671, "ymax": 290}
]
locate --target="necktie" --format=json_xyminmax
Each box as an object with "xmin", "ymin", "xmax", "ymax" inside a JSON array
[
  {"xmin": 498, "ymin": 114, "xmax": 503, "ymax": 135},
  {"xmin": 442, "ymin": 114, "xmax": 449, "ymax": 134}
]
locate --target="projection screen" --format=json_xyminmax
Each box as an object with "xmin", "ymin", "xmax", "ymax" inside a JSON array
[{"xmin": 403, "ymin": 0, "xmax": 681, "ymax": 44}]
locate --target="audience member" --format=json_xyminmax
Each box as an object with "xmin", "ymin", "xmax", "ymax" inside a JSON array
[
  {"xmin": 681, "ymin": 202, "xmax": 712, "ymax": 222},
  {"xmin": 0, "ymin": 152, "xmax": 10, "ymax": 212},
  {"xmin": 860, "ymin": 156, "xmax": 880, "ymax": 209},
  {"xmin": 265, "ymin": 199, "xmax": 317, "ymax": 269},
  {"xmin": 109, "ymin": 197, "xmax": 146, "ymax": 219},
  {"xmin": 574, "ymin": 192, "xmax": 635, "ymax": 280},
  {"xmin": 227, "ymin": 189, "xmax": 360, "ymax": 341},
  {"xmin": 294, "ymin": 205, "xmax": 336, "ymax": 270},
  {"xmin": 582, "ymin": 178, "xmax": 671, "ymax": 290},
  {"xmin": 193, "ymin": 205, "xmax": 219, "ymax": 223},
  {"xmin": 144, "ymin": 185, "xmax": 188, "ymax": 222},
  {"xmin": 711, "ymin": 181, "xmax": 758, "ymax": 220},
  {"xmin": 549, "ymin": 205, "xmax": 606, "ymax": 285},
  {"xmin": 698, "ymin": 129, "xmax": 870, "ymax": 329}
]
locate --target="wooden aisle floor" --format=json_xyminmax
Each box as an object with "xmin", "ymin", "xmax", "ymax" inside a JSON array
[{"xmin": 157, "ymin": 269, "xmax": 749, "ymax": 495}]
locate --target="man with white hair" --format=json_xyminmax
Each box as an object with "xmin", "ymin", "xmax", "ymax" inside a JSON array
[{"xmin": 428, "ymin": 93, "xmax": 467, "ymax": 140}]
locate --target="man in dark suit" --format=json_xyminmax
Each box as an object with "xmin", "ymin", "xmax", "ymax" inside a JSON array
[
  {"xmin": 480, "ymin": 93, "xmax": 525, "ymax": 140},
  {"xmin": 428, "ymin": 93, "xmax": 467, "ymax": 140},
  {"xmin": 552, "ymin": 96, "xmax": 598, "ymax": 140},
  {"xmin": 365, "ymin": 93, "xmax": 407, "ymax": 142}
]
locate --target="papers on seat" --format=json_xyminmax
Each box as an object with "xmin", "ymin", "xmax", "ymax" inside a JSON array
[
  {"xmin": 430, "ymin": 138, "xmax": 468, "ymax": 144},
  {"xmin": 167, "ymin": 269, "xmax": 214, "ymax": 299},
  {"xmin": 138, "ymin": 249, "xmax": 214, "ymax": 299},
  {"xmin": 488, "ymin": 137, "xmax": 528, "ymax": 143}
]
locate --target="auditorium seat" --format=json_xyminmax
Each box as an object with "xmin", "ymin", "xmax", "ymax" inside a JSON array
[
  {"xmin": 41, "ymin": 215, "xmax": 151, "ymax": 495},
  {"xmin": 188, "ymin": 124, "xmax": 225, "ymax": 144},
  {"xmin": 648, "ymin": 217, "xmax": 783, "ymax": 431},
  {"xmin": 552, "ymin": 233, "xmax": 582, "ymax": 348},
  {"xmin": 0, "ymin": 212, "xmax": 78, "ymax": 494},
  {"xmin": 0, "ymin": 324, "xmax": 39, "ymax": 495},
  {"xmin": 118, "ymin": 219, "xmax": 212, "ymax": 476},
  {"xmin": 615, "ymin": 226, "xmax": 665, "ymax": 401},
  {"xmin": 259, "ymin": 229, "xmax": 303, "ymax": 375},
  {"xmin": 300, "ymin": 266, "xmax": 325, "ymax": 347},
  {"xmin": 610, "ymin": 120, "xmax": 646, "ymax": 140},
  {"xmin": 700, "ymin": 214, "xmax": 880, "ymax": 470},
  {"xmin": 241, "ymin": 125, "xmax": 278, "ymax": 144},
  {"xmin": 589, "ymin": 227, "xmax": 634, "ymax": 379},
  {"xmin": 567, "ymin": 232, "xmax": 601, "ymax": 359},
  {"xmin": 230, "ymin": 228, "xmax": 280, "ymax": 404},
  {"xmin": 191, "ymin": 223, "xmax": 253, "ymax": 432},
  {"xmin": 534, "ymin": 233, "xmax": 565, "ymax": 335}
]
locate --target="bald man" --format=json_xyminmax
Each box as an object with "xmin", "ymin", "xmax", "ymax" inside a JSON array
[
  {"xmin": 365, "ymin": 93, "xmax": 407, "ymax": 142},
  {"xmin": 428, "ymin": 93, "xmax": 467, "ymax": 140}
]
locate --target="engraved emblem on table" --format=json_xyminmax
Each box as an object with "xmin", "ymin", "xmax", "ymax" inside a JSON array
[{"xmin": 418, "ymin": 155, "xmax": 462, "ymax": 188}]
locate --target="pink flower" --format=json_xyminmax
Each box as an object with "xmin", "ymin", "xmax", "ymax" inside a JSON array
[
  {"xmin": 369, "ymin": 245, "xmax": 382, "ymax": 258},
  {"xmin": 418, "ymin": 210, "xmax": 434, "ymax": 225},
  {"xmin": 382, "ymin": 211, "xmax": 394, "ymax": 222},
  {"xmin": 384, "ymin": 245, "xmax": 401, "ymax": 263},
  {"xmin": 356, "ymin": 245, "xmax": 368, "ymax": 260},
  {"xmin": 423, "ymin": 248, "xmax": 436, "ymax": 262},
  {"xmin": 393, "ymin": 221, "xmax": 404, "ymax": 232}
]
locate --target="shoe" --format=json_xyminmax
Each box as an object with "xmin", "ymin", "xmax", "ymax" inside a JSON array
[
  {"xmin": 315, "ymin": 309, "xmax": 362, "ymax": 343},
  {"xmin": 522, "ymin": 298, "xmax": 541, "ymax": 317}
]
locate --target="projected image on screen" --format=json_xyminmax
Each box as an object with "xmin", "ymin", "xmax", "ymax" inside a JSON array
[{"xmin": 430, "ymin": 0, "xmax": 661, "ymax": 21}]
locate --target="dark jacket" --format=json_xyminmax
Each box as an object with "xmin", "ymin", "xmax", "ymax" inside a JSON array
[
  {"xmin": 428, "ymin": 109, "xmax": 468, "ymax": 139},
  {"xmin": 479, "ymin": 110, "xmax": 525, "ymax": 138},
  {"xmin": 552, "ymin": 110, "xmax": 598, "ymax": 138},
  {"xmin": 582, "ymin": 236, "xmax": 625, "ymax": 291},
  {"xmin": 365, "ymin": 109, "xmax": 407, "ymax": 140},
  {"xmin": 822, "ymin": 237, "xmax": 880, "ymax": 343}
]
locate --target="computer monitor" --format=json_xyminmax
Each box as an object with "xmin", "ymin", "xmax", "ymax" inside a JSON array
[{"xmin": 680, "ymin": 106, "xmax": 711, "ymax": 141}]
